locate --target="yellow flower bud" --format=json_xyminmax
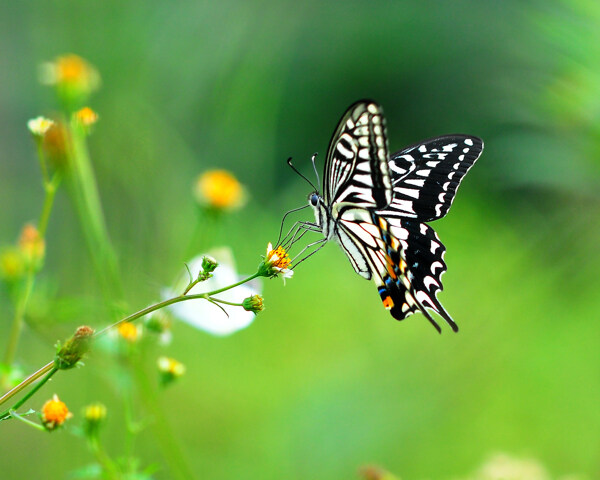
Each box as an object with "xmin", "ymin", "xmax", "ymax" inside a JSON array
[
  {"xmin": 117, "ymin": 321, "xmax": 140, "ymax": 342},
  {"xmin": 74, "ymin": 107, "xmax": 99, "ymax": 128},
  {"xmin": 0, "ymin": 247, "xmax": 26, "ymax": 281},
  {"xmin": 40, "ymin": 394, "xmax": 73, "ymax": 431},
  {"xmin": 242, "ymin": 294, "xmax": 264, "ymax": 313},
  {"xmin": 39, "ymin": 54, "xmax": 100, "ymax": 107},
  {"xmin": 83, "ymin": 403, "xmax": 107, "ymax": 437},
  {"xmin": 18, "ymin": 224, "xmax": 45, "ymax": 270},
  {"xmin": 194, "ymin": 170, "xmax": 247, "ymax": 210}
]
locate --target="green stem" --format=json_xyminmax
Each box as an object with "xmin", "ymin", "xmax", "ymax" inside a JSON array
[
  {"xmin": 67, "ymin": 119, "xmax": 123, "ymax": 304},
  {"xmin": 36, "ymin": 142, "xmax": 49, "ymax": 185},
  {"xmin": 39, "ymin": 173, "xmax": 61, "ymax": 237},
  {"xmin": 88, "ymin": 437, "xmax": 120, "ymax": 479},
  {"xmin": 96, "ymin": 271, "xmax": 261, "ymax": 336},
  {"xmin": 0, "ymin": 366, "xmax": 58, "ymax": 420},
  {"xmin": 209, "ymin": 297, "xmax": 244, "ymax": 307},
  {"xmin": 0, "ymin": 362, "xmax": 54, "ymax": 407},
  {"xmin": 2, "ymin": 274, "xmax": 35, "ymax": 367},
  {"xmin": 132, "ymin": 354, "xmax": 197, "ymax": 480},
  {"xmin": 2, "ymin": 173, "xmax": 61, "ymax": 371},
  {"xmin": 8, "ymin": 410, "xmax": 45, "ymax": 431}
]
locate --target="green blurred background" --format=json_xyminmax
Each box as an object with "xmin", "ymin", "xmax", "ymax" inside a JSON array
[{"xmin": 1, "ymin": 1, "xmax": 599, "ymax": 479}]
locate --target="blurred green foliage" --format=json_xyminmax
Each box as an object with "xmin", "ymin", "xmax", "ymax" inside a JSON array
[{"xmin": 1, "ymin": 1, "xmax": 599, "ymax": 479}]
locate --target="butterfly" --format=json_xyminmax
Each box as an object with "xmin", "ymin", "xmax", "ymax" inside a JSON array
[{"xmin": 306, "ymin": 100, "xmax": 483, "ymax": 332}]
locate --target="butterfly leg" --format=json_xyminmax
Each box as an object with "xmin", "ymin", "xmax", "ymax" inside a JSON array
[{"xmin": 291, "ymin": 237, "xmax": 328, "ymax": 268}]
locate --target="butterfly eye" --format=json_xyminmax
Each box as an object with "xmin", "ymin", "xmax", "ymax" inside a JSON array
[{"xmin": 309, "ymin": 193, "xmax": 319, "ymax": 206}]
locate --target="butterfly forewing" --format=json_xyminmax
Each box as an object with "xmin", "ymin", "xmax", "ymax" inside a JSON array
[
  {"xmin": 379, "ymin": 135, "xmax": 483, "ymax": 221},
  {"xmin": 323, "ymin": 101, "xmax": 392, "ymax": 209}
]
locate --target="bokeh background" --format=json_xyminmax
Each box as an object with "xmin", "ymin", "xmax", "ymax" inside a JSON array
[{"xmin": 1, "ymin": 1, "xmax": 599, "ymax": 479}]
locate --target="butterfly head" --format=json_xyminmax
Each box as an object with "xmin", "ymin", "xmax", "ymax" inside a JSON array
[{"xmin": 308, "ymin": 191, "xmax": 329, "ymax": 236}]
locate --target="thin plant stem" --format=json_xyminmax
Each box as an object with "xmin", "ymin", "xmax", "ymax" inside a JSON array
[
  {"xmin": 88, "ymin": 437, "xmax": 120, "ymax": 478},
  {"xmin": 132, "ymin": 354, "xmax": 197, "ymax": 480},
  {"xmin": 39, "ymin": 173, "xmax": 61, "ymax": 237},
  {"xmin": 0, "ymin": 361, "xmax": 54, "ymax": 407},
  {"xmin": 0, "ymin": 366, "xmax": 58, "ymax": 420},
  {"xmin": 96, "ymin": 271, "xmax": 261, "ymax": 336},
  {"xmin": 2, "ymin": 173, "xmax": 61, "ymax": 369},
  {"xmin": 67, "ymin": 119, "xmax": 123, "ymax": 304},
  {"xmin": 8, "ymin": 410, "xmax": 45, "ymax": 431},
  {"xmin": 209, "ymin": 297, "xmax": 244, "ymax": 307}
]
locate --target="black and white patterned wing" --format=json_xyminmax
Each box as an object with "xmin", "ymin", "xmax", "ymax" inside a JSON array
[
  {"xmin": 336, "ymin": 209, "xmax": 457, "ymax": 332},
  {"xmin": 384, "ymin": 217, "xmax": 456, "ymax": 331},
  {"xmin": 379, "ymin": 135, "xmax": 483, "ymax": 222},
  {"xmin": 323, "ymin": 100, "xmax": 392, "ymax": 209}
]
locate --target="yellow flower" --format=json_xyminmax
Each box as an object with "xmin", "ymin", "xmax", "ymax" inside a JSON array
[
  {"xmin": 194, "ymin": 170, "xmax": 247, "ymax": 210},
  {"xmin": 117, "ymin": 321, "xmax": 140, "ymax": 342},
  {"xmin": 74, "ymin": 107, "xmax": 99, "ymax": 127},
  {"xmin": 40, "ymin": 54, "xmax": 100, "ymax": 92},
  {"xmin": 83, "ymin": 403, "xmax": 107, "ymax": 437},
  {"xmin": 18, "ymin": 223, "xmax": 45, "ymax": 269},
  {"xmin": 258, "ymin": 243, "xmax": 293, "ymax": 280},
  {"xmin": 84, "ymin": 403, "xmax": 107, "ymax": 422},
  {"xmin": 27, "ymin": 116, "xmax": 55, "ymax": 137},
  {"xmin": 157, "ymin": 356, "xmax": 186, "ymax": 386},
  {"xmin": 0, "ymin": 247, "xmax": 25, "ymax": 281},
  {"xmin": 41, "ymin": 394, "xmax": 73, "ymax": 430}
]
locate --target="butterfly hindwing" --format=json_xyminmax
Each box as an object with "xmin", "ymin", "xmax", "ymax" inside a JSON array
[
  {"xmin": 379, "ymin": 135, "xmax": 483, "ymax": 221},
  {"xmin": 337, "ymin": 210, "xmax": 456, "ymax": 332},
  {"xmin": 323, "ymin": 101, "xmax": 392, "ymax": 209}
]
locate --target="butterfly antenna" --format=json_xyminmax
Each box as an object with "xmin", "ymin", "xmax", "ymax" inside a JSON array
[
  {"xmin": 311, "ymin": 152, "xmax": 320, "ymax": 188},
  {"xmin": 287, "ymin": 157, "xmax": 319, "ymax": 192}
]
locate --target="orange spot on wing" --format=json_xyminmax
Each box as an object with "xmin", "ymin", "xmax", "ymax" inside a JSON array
[{"xmin": 382, "ymin": 296, "xmax": 394, "ymax": 309}]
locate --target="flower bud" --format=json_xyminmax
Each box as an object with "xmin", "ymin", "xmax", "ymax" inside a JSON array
[
  {"xmin": 83, "ymin": 403, "xmax": 107, "ymax": 438},
  {"xmin": 242, "ymin": 294, "xmax": 264, "ymax": 313},
  {"xmin": 117, "ymin": 321, "xmax": 140, "ymax": 342},
  {"xmin": 0, "ymin": 247, "xmax": 26, "ymax": 282},
  {"xmin": 145, "ymin": 311, "xmax": 171, "ymax": 334},
  {"xmin": 157, "ymin": 356, "xmax": 185, "ymax": 386},
  {"xmin": 39, "ymin": 54, "xmax": 100, "ymax": 108},
  {"xmin": 201, "ymin": 255, "xmax": 218, "ymax": 273},
  {"xmin": 54, "ymin": 325, "xmax": 95, "ymax": 370},
  {"xmin": 18, "ymin": 224, "xmax": 45, "ymax": 270},
  {"xmin": 74, "ymin": 106, "xmax": 99, "ymax": 130},
  {"xmin": 40, "ymin": 394, "xmax": 73, "ymax": 431}
]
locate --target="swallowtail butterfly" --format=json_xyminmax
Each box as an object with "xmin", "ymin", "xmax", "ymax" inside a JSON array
[{"xmin": 307, "ymin": 100, "xmax": 483, "ymax": 332}]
